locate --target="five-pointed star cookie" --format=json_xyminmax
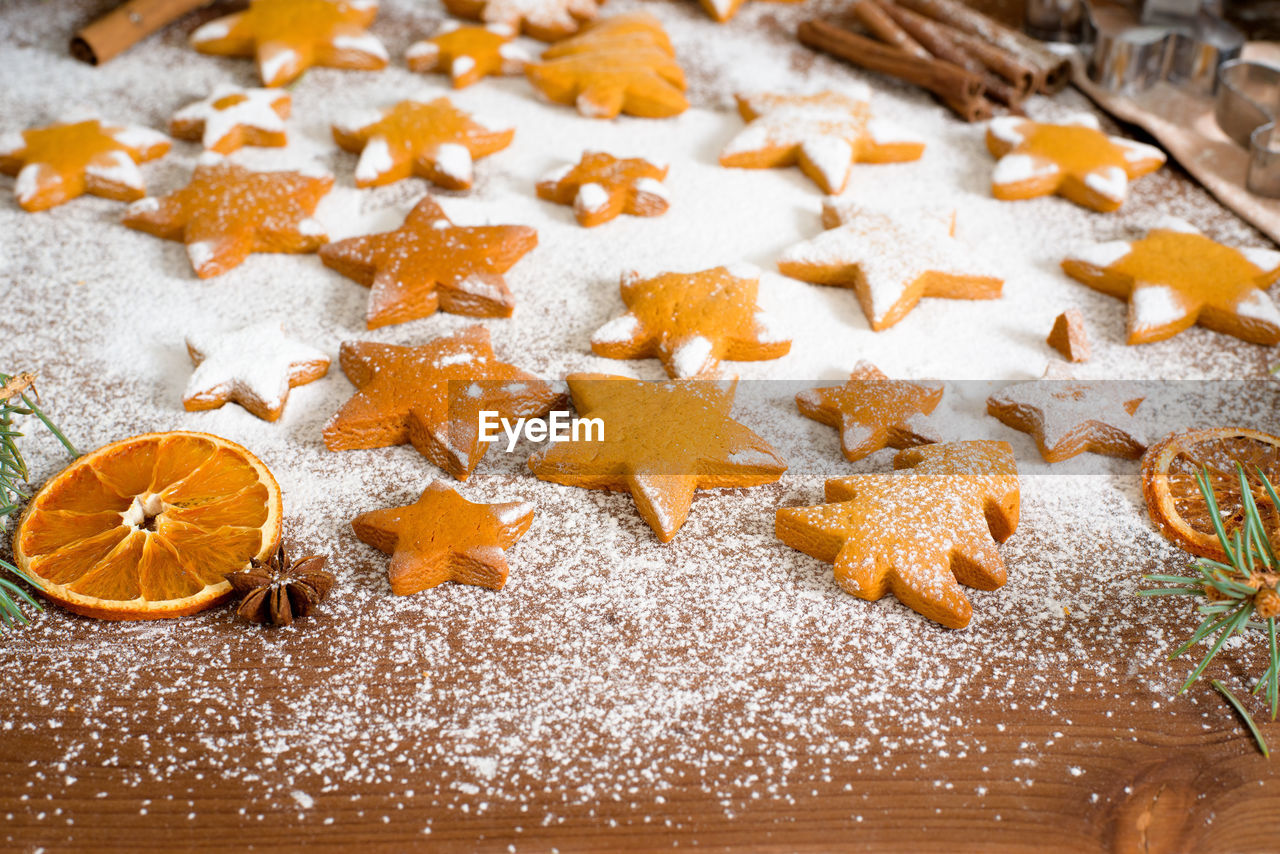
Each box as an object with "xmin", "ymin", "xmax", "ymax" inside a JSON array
[
  {"xmin": 590, "ymin": 266, "xmax": 790, "ymax": 378},
  {"xmin": 529, "ymin": 374, "xmax": 787, "ymax": 542},
  {"xmin": 1061, "ymin": 219, "xmax": 1280, "ymax": 346},
  {"xmin": 775, "ymin": 440, "xmax": 1020, "ymax": 629},
  {"xmin": 797, "ymin": 361, "xmax": 944, "ymax": 462},
  {"xmin": 332, "ymin": 98, "xmax": 513, "ymax": 190},
  {"xmin": 986, "ymin": 374, "xmax": 1146, "ymax": 462},
  {"xmin": 351, "ymin": 481, "xmax": 534, "ymax": 595},
  {"xmin": 536, "ymin": 151, "xmax": 669, "ymax": 227},
  {"xmin": 122, "ymin": 153, "xmax": 332, "ymax": 278},
  {"xmin": 169, "ymin": 85, "xmax": 291, "ymax": 154},
  {"xmin": 0, "ymin": 117, "xmax": 170, "ymax": 212},
  {"xmin": 319, "ymin": 195, "xmax": 538, "ymax": 329},
  {"xmin": 323, "ymin": 325, "xmax": 566, "ymax": 480},
  {"xmin": 184, "ymin": 321, "xmax": 330, "ymax": 421},
  {"xmin": 985, "ymin": 115, "xmax": 1166, "ymax": 212},
  {"xmin": 405, "ymin": 22, "xmax": 530, "ymax": 88},
  {"xmin": 719, "ymin": 89, "xmax": 925, "ymax": 194},
  {"xmin": 189, "ymin": 0, "xmax": 388, "ymax": 88},
  {"xmin": 443, "ymin": 0, "xmax": 604, "ymax": 41},
  {"xmin": 776, "ymin": 200, "xmax": 1002, "ymax": 331},
  {"xmin": 698, "ymin": 0, "xmax": 802, "ymax": 23}
]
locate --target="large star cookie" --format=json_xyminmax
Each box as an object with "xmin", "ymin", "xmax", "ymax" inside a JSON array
[
  {"xmin": 189, "ymin": 0, "xmax": 388, "ymax": 88},
  {"xmin": 319, "ymin": 195, "xmax": 538, "ymax": 329},
  {"xmin": 719, "ymin": 90, "xmax": 925, "ymax": 194},
  {"xmin": 0, "ymin": 117, "xmax": 169, "ymax": 212},
  {"xmin": 1061, "ymin": 220, "xmax": 1280, "ymax": 346},
  {"xmin": 323, "ymin": 325, "xmax": 565, "ymax": 480},
  {"xmin": 405, "ymin": 22, "xmax": 530, "ymax": 88},
  {"xmin": 169, "ymin": 85, "xmax": 291, "ymax": 154},
  {"xmin": 776, "ymin": 440, "xmax": 1020, "ymax": 629},
  {"xmin": 777, "ymin": 200, "xmax": 1002, "ymax": 331},
  {"xmin": 332, "ymin": 98, "xmax": 513, "ymax": 190},
  {"xmin": 699, "ymin": 0, "xmax": 802, "ymax": 23},
  {"xmin": 529, "ymin": 374, "xmax": 786, "ymax": 542},
  {"xmin": 985, "ymin": 115, "xmax": 1165, "ymax": 212},
  {"xmin": 351, "ymin": 482, "xmax": 534, "ymax": 595},
  {"xmin": 536, "ymin": 151, "xmax": 669, "ymax": 227},
  {"xmin": 987, "ymin": 375, "xmax": 1146, "ymax": 463},
  {"xmin": 442, "ymin": 0, "xmax": 603, "ymax": 41},
  {"xmin": 184, "ymin": 321, "xmax": 330, "ymax": 421},
  {"xmin": 590, "ymin": 266, "xmax": 790, "ymax": 378},
  {"xmin": 122, "ymin": 153, "xmax": 331, "ymax": 278},
  {"xmin": 797, "ymin": 362, "xmax": 944, "ymax": 462}
]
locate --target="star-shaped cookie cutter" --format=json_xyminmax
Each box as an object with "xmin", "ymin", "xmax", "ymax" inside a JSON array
[{"xmin": 1215, "ymin": 59, "xmax": 1280, "ymax": 198}]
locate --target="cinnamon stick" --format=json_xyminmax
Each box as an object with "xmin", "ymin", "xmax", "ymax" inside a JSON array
[
  {"xmin": 948, "ymin": 28, "xmax": 1036, "ymax": 96},
  {"xmin": 71, "ymin": 0, "xmax": 210, "ymax": 65},
  {"xmin": 850, "ymin": 0, "xmax": 931, "ymax": 60}
]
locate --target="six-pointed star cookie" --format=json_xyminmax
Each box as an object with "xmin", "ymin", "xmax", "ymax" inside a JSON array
[
  {"xmin": 184, "ymin": 321, "xmax": 330, "ymax": 422},
  {"xmin": 987, "ymin": 374, "xmax": 1146, "ymax": 462},
  {"xmin": 319, "ymin": 195, "xmax": 538, "ymax": 329},
  {"xmin": 0, "ymin": 117, "xmax": 169, "ymax": 212},
  {"xmin": 1062, "ymin": 219, "xmax": 1280, "ymax": 346},
  {"xmin": 323, "ymin": 325, "xmax": 566, "ymax": 480},
  {"xmin": 797, "ymin": 361, "xmax": 944, "ymax": 462},
  {"xmin": 537, "ymin": 151, "xmax": 669, "ymax": 228},
  {"xmin": 777, "ymin": 200, "xmax": 1003, "ymax": 331},
  {"xmin": 169, "ymin": 85, "xmax": 291, "ymax": 154},
  {"xmin": 591, "ymin": 266, "xmax": 790, "ymax": 378},
  {"xmin": 775, "ymin": 440, "xmax": 1020, "ymax": 629},
  {"xmin": 529, "ymin": 374, "xmax": 787, "ymax": 542},
  {"xmin": 443, "ymin": 0, "xmax": 604, "ymax": 41},
  {"xmin": 351, "ymin": 481, "xmax": 534, "ymax": 595},
  {"xmin": 332, "ymin": 98, "xmax": 513, "ymax": 190},
  {"xmin": 405, "ymin": 22, "xmax": 530, "ymax": 88},
  {"xmin": 122, "ymin": 153, "xmax": 332, "ymax": 278},
  {"xmin": 189, "ymin": 0, "xmax": 388, "ymax": 88},
  {"xmin": 698, "ymin": 0, "xmax": 802, "ymax": 23},
  {"xmin": 985, "ymin": 115, "xmax": 1165, "ymax": 213},
  {"xmin": 719, "ymin": 89, "xmax": 925, "ymax": 194}
]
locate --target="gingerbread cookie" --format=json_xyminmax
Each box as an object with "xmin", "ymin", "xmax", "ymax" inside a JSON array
[
  {"xmin": 775, "ymin": 440, "xmax": 1020, "ymax": 629},
  {"xmin": 169, "ymin": 85, "xmax": 291, "ymax": 154},
  {"xmin": 405, "ymin": 22, "xmax": 530, "ymax": 88},
  {"xmin": 1046, "ymin": 309, "xmax": 1090, "ymax": 362},
  {"xmin": 987, "ymin": 374, "xmax": 1146, "ymax": 462},
  {"xmin": 720, "ymin": 89, "xmax": 925, "ymax": 194},
  {"xmin": 537, "ymin": 151, "xmax": 669, "ymax": 228},
  {"xmin": 319, "ymin": 195, "xmax": 537, "ymax": 328},
  {"xmin": 529, "ymin": 374, "xmax": 786, "ymax": 542},
  {"xmin": 591, "ymin": 266, "xmax": 790, "ymax": 378},
  {"xmin": 442, "ymin": 0, "xmax": 603, "ymax": 41},
  {"xmin": 986, "ymin": 115, "xmax": 1165, "ymax": 212},
  {"xmin": 184, "ymin": 321, "xmax": 330, "ymax": 421},
  {"xmin": 0, "ymin": 117, "xmax": 169, "ymax": 212},
  {"xmin": 351, "ymin": 482, "xmax": 534, "ymax": 595},
  {"xmin": 797, "ymin": 362, "xmax": 943, "ymax": 462},
  {"xmin": 699, "ymin": 0, "xmax": 802, "ymax": 23},
  {"xmin": 122, "ymin": 153, "xmax": 331, "ymax": 278},
  {"xmin": 189, "ymin": 0, "xmax": 388, "ymax": 88}
]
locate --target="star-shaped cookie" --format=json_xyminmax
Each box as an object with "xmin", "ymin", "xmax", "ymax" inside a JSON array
[
  {"xmin": 537, "ymin": 151, "xmax": 669, "ymax": 228},
  {"xmin": 332, "ymin": 98, "xmax": 513, "ymax": 190},
  {"xmin": 184, "ymin": 321, "xmax": 330, "ymax": 421},
  {"xmin": 986, "ymin": 375, "xmax": 1146, "ymax": 462},
  {"xmin": 775, "ymin": 440, "xmax": 1020, "ymax": 629},
  {"xmin": 319, "ymin": 195, "xmax": 538, "ymax": 329},
  {"xmin": 169, "ymin": 85, "xmax": 291, "ymax": 154},
  {"xmin": 405, "ymin": 22, "xmax": 530, "ymax": 88},
  {"xmin": 590, "ymin": 266, "xmax": 790, "ymax": 378},
  {"xmin": 986, "ymin": 115, "xmax": 1165, "ymax": 212},
  {"xmin": 189, "ymin": 0, "xmax": 388, "ymax": 88},
  {"xmin": 121, "ymin": 153, "xmax": 331, "ymax": 278},
  {"xmin": 323, "ymin": 325, "xmax": 565, "ymax": 480},
  {"xmin": 797, "ymin": 362, "xmax": 944, "ymax": 462},
  {"xmin": 352, "ymin": 482, "xmax": 534, "ymax": 595},
  {"xmin": 443, "ymin": 0, "xmax": 604, "ymax": 41},
  {"xmin": 529, "ymin": 374, "xmax": 787, "ymax": 542},
  {"xmin": 0, "ymin": 117, "xmax": 170, "ymax": 212},
  {"xmin": 777, "ymin": 200, "xmax": 1002, "ymax": 331},
  {"xmin": 719, "ymin": 89, "xmax": 925, "ymax": 194},
  {"xmin": 699, "ymin": 0, "xmax": 803, "ymax": 23},
  {"xmin": 1061, "ymin": 220, "xmax": 1280, "ymax": 346}
]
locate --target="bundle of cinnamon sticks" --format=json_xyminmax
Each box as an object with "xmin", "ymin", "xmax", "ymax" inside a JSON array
[{"xmin": 798, "ymin": 0, "xmax": 1072, "ymax": 122}]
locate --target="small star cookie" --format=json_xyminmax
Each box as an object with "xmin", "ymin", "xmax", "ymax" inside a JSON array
[
  {"xmin": 719, "ymin": 89, "xmax": 925, "ymax": 194},
  {"xmin": 536, "ymin": 151, "xmax": 669, "ymax": 227},
  {"xmin": 590, "ymin": 266, "xmax": 790, "ymax": 378},
  {"xmin": 319, "ymin": 195, "xmax": 538, "ymax": 329},
  {"xmin": 351, "ymin": 482, "xmax": 534, "ymax": 595},
  {"xmin": 796, "ymin": 362, "xmax": 943, "ymax": 462},
  {"xmin": 0, "ymin": 117, "xmax": 169, "ymax": 212},
  {"xmin": 184, "ymin": 321, "xmax": 330, "ymax": 422},
  {"xmin": 986, "ymin": 115, "xmax": 1165, "ymax": 212},
  {"xmin": 987, "ymin": 375, "xmax": 1146, "ymax": 462},
  {"xmin": 442, "ymin": 0, "xmax": 603, "ymax": 41},
  {"xmin": 699, "ymin": 0, "xmax": 803, "ymax": 23},
  {"xmin": 405, "ymin": 22, "xmax": 530, "ymax": 88},
  {"xmin": 169, "ymin": 85, "xmax": 291, "ymax": 154}
]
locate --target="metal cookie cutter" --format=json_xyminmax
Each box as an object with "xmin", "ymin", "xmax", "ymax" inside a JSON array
[
  {"xmin": 1216, "ymin": 59, "xmax": 1280, "ymax": 197},
  {"xmin": 1084, "ymin": 5, "xmax": 1244, "ymax": 96}
]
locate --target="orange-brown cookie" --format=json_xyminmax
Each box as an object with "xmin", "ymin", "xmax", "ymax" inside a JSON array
[
  {"xmin": 699, "ymin": 0, "xmax": 803, "ymax": 23},
  {"xmin": 986, "ymin": 115, "xmax": 1165, "ymax": 212},
  {"xmin": 529, "ymin": 374, "xmax": 786, "ymax": 542},
  {"xmin": 319, "ymin": 195, "xmax": 537, "ymax": 329},
  {"xmin": 442, "ymin": 0, "xmax": 604, "ymax": 41},
  {"xmin": 720, "ymin": 88, "xmax": 924, "ymax": 194},
  {"xmin": 189, "ymin": 0, "xmax": 388, "ymax": 88},
  {"xmin": 405, "ymin": 22, "xmax": 530, "ymax": 88},
  {"xmin": 183, "ymin": 321, "xmax": 330, "ymax": 421},
  {"xmin": 525, "ymin": 14, "xmax": 688, "ymax": 119},
  {"xmin": 536, "ymin": 151, "xmax": 668, "ymax": 227},
  {"xmin": 1046, "ymin": 309, "xmax": 1090, "ymax": 362},
  {"xmin": 986, "ymin": 375, "xmax": 1145, "ymax": 462},
  {"xmin": 122, "ymin": 154, "xmax": 331, "ymax": 278},
  {"xmin": 590, "ymin": 266, "xmax": 790, "ymax": 378},
  {"xmin": 169, "ymin": 85, "xmax": 291, "ymax": 154},
  {"xmin": 775, "ymin": 440, "xmax": 1020, "ymax": 629},
  {"xmin": 0, "ymin": 117, "xmax": 170, "ymax": 212},
  {"xmin": 351, "ymin": 481, "xmax": 534, "ymax": 595},
  {"xmin": 796, "ymin": 362, "xmax": 943, "ymax": 462}
]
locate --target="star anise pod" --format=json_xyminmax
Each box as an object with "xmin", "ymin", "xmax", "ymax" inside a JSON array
[{"xmin": 226, "ymin": 541, "xmax": 334, "ymax": 626}]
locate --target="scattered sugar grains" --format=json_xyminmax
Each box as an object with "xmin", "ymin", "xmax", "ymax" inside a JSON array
[{"xmin": 1, "ymin": 0, "xmax": 1278, "ymax": 836}]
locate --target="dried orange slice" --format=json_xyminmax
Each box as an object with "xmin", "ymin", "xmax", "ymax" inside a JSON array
[
  {"xmin": 1141, "ymin": 427, "xmax": 1280, "ymax": 562},
  {"xmin": 12, "ymin": 431, "xmax": 281, "ymax": 620}
]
